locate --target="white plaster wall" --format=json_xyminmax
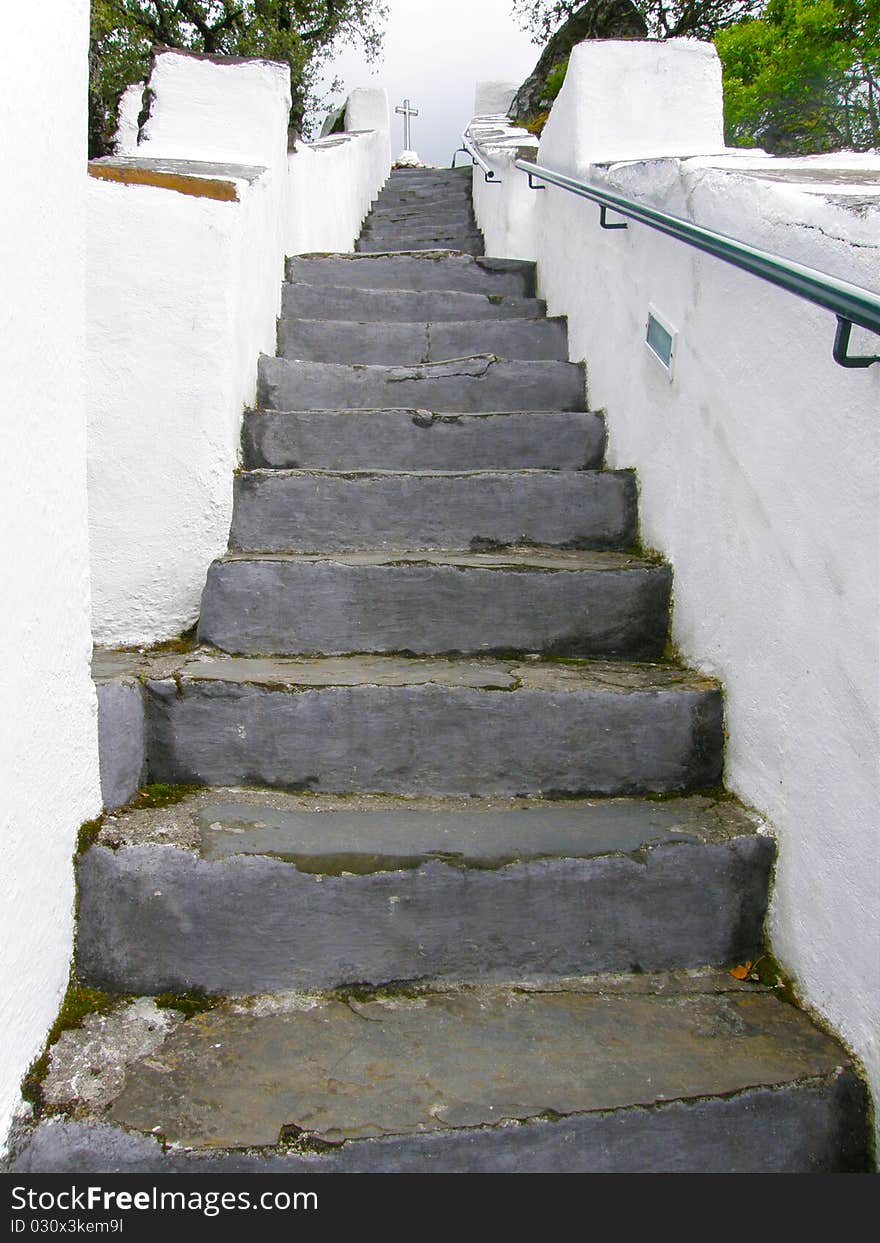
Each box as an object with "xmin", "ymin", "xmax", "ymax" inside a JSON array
[
  {"xmin": 470, "ymin": 105, "xmax": 539, "ymax": 261},
  {"xmin": 286, "ymin": 128, "xmax": 391, "ymax": 256},
  {"xmin": 0, "ymin": 1, "xmax": 101, "ymax": 1151},
  {"xmin": 87, "ymin": 172, "xmax": 271, "ymax": 644},
  {"xmin": 471, "ymin": 42, "xmax": 880, "ymax": 1129},
  {"xmin": 142, "ymin": 51, "xmax": 291, "ymax": 171},
  {"xmin": 89, "ymin": 57, "xmax": 391, "ymax": 644}
]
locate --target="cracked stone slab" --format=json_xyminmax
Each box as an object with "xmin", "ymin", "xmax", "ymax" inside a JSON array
[
  {"xmin": 198, "ymin": 547, "xmax": 671, "ymax": 658},
  {"xmin": 285, "ymin": 253, "xmax": 535, "ymax": 296},
  {"xmin": 241, "ymin": 408, "xmax": 605, "ymax": 471},
  {"xmin": 229, "ymin": 468, "xmax": 633, "ymax": 553},
  {"xmin": 276, "ymin": 318, "xmax": 569, "ymax": 365},
  {"xmin": 281, "ymin": 283, "xmax": 548, "ymax": 322},
  {"xmin": 42, "ymin": 1000, "xmax": 181, "ymax": 1113},
  {"xmin": 17, "ymin": 980, "xmax": 864, "ymax": 1170},
  {"xmin": 135, "ymin": 652, "xmax": 723, "ymax": 796},
  {"xmin": 77, "ymin": 790, "xmax": 772, "ymax": 993},
  {"xmin": 258, "ymin": 355, "xmax": 585, "ymax": 412}
]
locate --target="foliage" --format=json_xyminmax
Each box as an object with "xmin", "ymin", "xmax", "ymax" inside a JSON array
[
  {"xmin": 716, "ymin": 0, "xmax": 880, "ymax": 152},
  {"xmin": 89, "ymin": 1, "xmax": 387, "ymax": 157},
  {"xmin": 511, "ymin": 0, "xmax": 765, "ymax": 40}
]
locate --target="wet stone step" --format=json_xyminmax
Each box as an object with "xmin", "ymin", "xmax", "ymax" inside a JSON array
[
  {"xmin": 276, "ymin": 318, "xmax": 569, "ymax": 365},
  {"xmin": 241, "ymin": 409, "xmax": 605, "ymax": 472},
  {"xmin": 228, "ymin": 469, "xmax": 636, "ymax": 554},
  {"xmin": 197, "ymin": 549, "xmax": 671, "ymax": 659},
  {"xmin": 281, "ymin": 283, "xmax": 548, "ymax": 322},
  {"xmin": 286, "ymin": 253, "xmax": 535, "ymax": 296},
  {"xmin": 12, "ymin": 975, "xmax": 868, "ymax": 1172},
  {"xmin": 257, "ymin": 356, "xmax": 585, "ymax": 412},
  {"xmin": 109, "ymin": 651, "xmax": 723, "ymax": 796},
  {"xmin": 76, "ymin": 791, "xmax": 772, "ymax": 994}
]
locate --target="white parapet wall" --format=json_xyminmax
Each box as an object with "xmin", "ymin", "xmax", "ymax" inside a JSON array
[
  {"xmin": 88, "ymin": 56, "xmax": 390, "ymax": 646},
  {"xmin": 0, "ymin": 1, "xmax": 102, "ymax": 1152},
  {"xmin": 473, "ymin": 42, "xmax": 880, "ymax": 1129}
]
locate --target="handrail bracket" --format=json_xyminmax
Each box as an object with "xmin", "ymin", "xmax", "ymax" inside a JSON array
[
  {"xmin": 599, "ymin": 205, "xmax": 627, "ymax": 231},
  {"xmin": 833, "ymin": 316, "xmax": 879, "ymax": 368}
]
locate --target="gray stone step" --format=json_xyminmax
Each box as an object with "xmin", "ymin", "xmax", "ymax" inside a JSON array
[
  {"xmin": 121, "ymin": 651, "xmax": 723, "ymax": 796},
  {"xmin": 357, "ymin": 226, "xmax": 483, "ymax": 246},
  {"xmin": 286, "ymin": 253, "xmax": 535, "ymax": 296},
  {"xmin": 373, "ymin": 192, "xmax": 474, "ymax": 212},
  {"xmin": 229, "ymin": 469, "xmax": 636, "ymax": 554},
  {"xmin": 258, "ymin": 356, "xmax": 585, "ymax": 412},
  {"xmin": 277, "ymin": 318, "xmax": 569, "ymax": 364},
  {"xmin": 281, "ymin": 282, "xmax": 547, "ymax": 322},
  {"xmin": 366, "ymin": 207, "xmax": 477, "ymax": 229},
  {"xmin": 198, "ymin": 549, "xmax": 670, "ymax": 658},
  {"xmin": 242, "ymin": 409, "xmax": 605, "ymax": 471},
  {"xmin": 14, "ymin": 976, "xmax": 868, "ymax": 1172},
  {"xmin": 357, "ymin": 237, "xmax": 484, "ymax": 256},
  {"xmin": 75, "ymin": 791, "xmax": 772, "ymax": 995}
]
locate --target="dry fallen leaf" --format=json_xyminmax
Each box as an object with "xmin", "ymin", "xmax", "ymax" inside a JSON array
[{"xmin": 729, "ymin": 962, "xmax": 754, "ymax": 980}]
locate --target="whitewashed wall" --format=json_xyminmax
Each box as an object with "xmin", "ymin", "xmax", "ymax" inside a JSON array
[
  {"xmin": 89, "ymin": 56, "xmax": 390, "ymax": 645},
  {"xmin": 473, "ymin": 42, "xmax": 880, "ymax": 1127},
  {"xmin": 0, "ymin": 1, "xmax": 101, "ymax": 1152}
]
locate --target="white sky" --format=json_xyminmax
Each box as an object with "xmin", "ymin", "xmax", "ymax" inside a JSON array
[{"xmin": 316, "ymin": 0, "xmax": 539, "ymax": 166}]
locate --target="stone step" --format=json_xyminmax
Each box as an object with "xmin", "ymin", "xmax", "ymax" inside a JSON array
[
  {"xmin": 373, "ymin": 191, "xmax": 474, "ymax": 211},
  {"xmin": 277, "ymin": 318, "xmax": 569, "ymax": 365},
  {"xmin": 357, "ymin": 237, "xmax": 484, "ymax": 256},
  {"xmin": 123, "ymin": 651, "xmax": 723, "ymax": 796},
  {"xmin": 286, "ymin": 253, "xmax": 535, "ymax": 296},
  {"xmin": 281, "ymin": 282, "xmax": 548, "ymax": 322},
  {"xmin": 14, "ymin": 976, "xmax": 868, "ymax": 1172},
  {"xmin": 366, "ymin": 206, "xmax": 477, "ymax": 228},
  {"xmin": 242, "ymin": 409, "xmax": 605, "ymax": 471},
  {"xmin": 357, "ymin": 226, "xmax": 483, "ymax": 247},
  {"xmin": 198, "ymin": 549, "xmax": 670, "ymax": 658},
  {"xmin": 258, "ymin": 356, "xmax": 585, "ymax": 412},
  {"xmin": 229, "ymin": 469, "xmax": 636, "ymax": 554},
  {"xmin": 76, "ymin": 791, "xmax": 772, "ymax": 995},
  {"xmin": 388, "ymin": 168, "xmax": 472, "ymax": 184}
]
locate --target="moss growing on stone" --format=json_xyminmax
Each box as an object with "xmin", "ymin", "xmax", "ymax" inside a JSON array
[
  {"xmin": 154, "ymin": 991, "xmax": 222, "ymax": 1019},
  {"xmin": 76, "ymin": 817, "xmax": 105, "ymax": 855},
  {"xmin": 21, "ymin": 977, "xmax": 118, "ymax": 1113},
  {"xmin": 129, "ymin": 783, "xmax": 203, "ymax": 811}
]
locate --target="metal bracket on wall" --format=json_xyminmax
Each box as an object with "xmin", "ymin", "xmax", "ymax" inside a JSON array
[
  {"xmin": 526, "ymin": 171, "xmax": 545, "ymax": 190},
  {"xmin": 451, "ymin": 146, "xmax": 501, "ymax": 184},
  {"xmin": 599, "ymin": 205, "xmax": 627, "ymax": 230},
  {"xmin": 832, "ymin": 316, "xmax": 880, "ymax": 368}
]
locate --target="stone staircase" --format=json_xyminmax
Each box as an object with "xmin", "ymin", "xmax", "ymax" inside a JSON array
[{"xmin": 12, "ymin": 168, "xmax": 870, "ymax": 1173}]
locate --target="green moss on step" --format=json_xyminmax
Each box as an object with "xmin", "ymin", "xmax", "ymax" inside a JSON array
[
  {"xmin": 21, "ymin": 977, "xmax": 119, "ymax": 1114},
  {"xmin": 129, "ymin": 783, "xmax": 203, "ymax": 811},
  {"xmin": 154, "ymin": 991, "xmax": 223, "ymax": 1020}
]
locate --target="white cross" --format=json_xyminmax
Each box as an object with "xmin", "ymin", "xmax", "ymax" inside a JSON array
[{"xmin": 395, "ymin": 98, "xmax": 420, "ymax": 150}]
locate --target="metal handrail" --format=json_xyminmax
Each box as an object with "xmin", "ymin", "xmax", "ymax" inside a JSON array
[
  {"xmin": 515, "ymin": 157, "xmax": 880, "ymax": 368},
  {"xmin": 451, "ymin": 135, "xmax": 500, "ymax": 183}
]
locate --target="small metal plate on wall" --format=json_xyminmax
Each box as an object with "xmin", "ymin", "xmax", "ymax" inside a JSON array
[{"xmin": 646, "ymin": 307, "xmax": 677, "ymax": 377}]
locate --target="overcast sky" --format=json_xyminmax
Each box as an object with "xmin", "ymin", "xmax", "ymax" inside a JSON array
[{"xmin": 316, "ymin": 0, "xmax": 539, "ymax": 166}]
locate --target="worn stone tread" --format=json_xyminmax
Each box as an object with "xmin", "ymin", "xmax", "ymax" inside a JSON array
[
  {"xmin": 10, "ymin": 977, "xmax": 867, "ymax": 1173},
  {"xmin": 258, "ymin": 354, "xmax": 585, "ymax": 412},
  {"xmin": 241, "ymin": 408, "xmax": 604, "ymax": 471},
  {"xmin": 229, "ymin": 466, "xmax": 634, "ymax": 553},
  {"xmin": 281, "ymin": 282, "xmax": 548, "ymax": 322},
  {"xmin": 277, "ymin": 317, "xmax": 569, "ymax": 364},
  {"xmin": 75, "ymin": 790, "xmax": 773, "ymax": 993},
  {"xmin": 286, "ymin": 253, "xmax": 535, "ymax": 296},
  {"xmin": 197, "ymin": 547, "xmax": 671, "ymax": 657}
]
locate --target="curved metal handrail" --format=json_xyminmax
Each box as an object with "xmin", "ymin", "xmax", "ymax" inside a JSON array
[
  {"xmin": 515, "ymin": 157, "xmax": 880, "ymax": 368},
  {"xmin": 451, "ymin": 134, "xmax": 501, "ymax": 183}
]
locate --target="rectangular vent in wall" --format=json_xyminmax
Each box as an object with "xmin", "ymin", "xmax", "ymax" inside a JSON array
[{"xmin": 646, "ymin": 307, "xmax": 676, "ymax": 376}]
